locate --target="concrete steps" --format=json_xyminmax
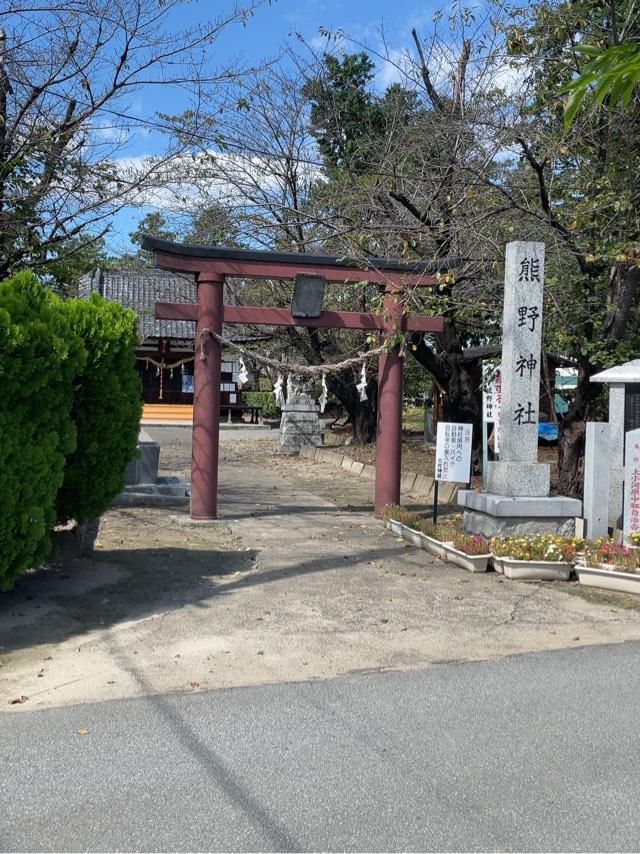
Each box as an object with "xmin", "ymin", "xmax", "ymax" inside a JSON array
[{"xmin": 142, "ymin": 403, "xmax": 193, "ymax": 422}]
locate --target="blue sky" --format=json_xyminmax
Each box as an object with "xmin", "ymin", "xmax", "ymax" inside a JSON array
[{"xmin": 106, "ymin": 0, "xmax": 442, "ymax": 251}]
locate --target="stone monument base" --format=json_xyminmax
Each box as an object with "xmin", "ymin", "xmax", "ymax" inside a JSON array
[
  {"xmin": 458, "ymin": 490, "xmax": 582, "ymax": 537},
  {"xmin": 278, "ymin": 401, "xmax": 323, "ymax": 454},
  {"xmin": 487, "ymin": 461, "xmax": 550, "ymax": 497}
]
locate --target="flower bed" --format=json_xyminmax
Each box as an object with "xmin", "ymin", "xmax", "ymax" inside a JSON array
[
  {"xmin": 383, "ymin": 506, "xmax": 490, "ymax": 569},
  {"xmin": 490, "ymin": 535, "xmax": 582, "ymax": 581},
  {"xmin": 441, "ymin": 531, "xmax": 491, "ymax": 573},
  {"xmin": 576, "ymin": 539, "xmax": 640, "ymax": 594}
]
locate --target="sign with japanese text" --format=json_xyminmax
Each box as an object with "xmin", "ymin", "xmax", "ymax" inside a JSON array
[
  {"xmin": 498, "ymin": 241, "xmax": 545, "ymax": 463},
  {"xmin": 435, "ymin": 422, "xmax": 473, "ymax": 483},
  {"xmin": 623, "ymin": 428, "xmax": 640, "ymax": 542}
]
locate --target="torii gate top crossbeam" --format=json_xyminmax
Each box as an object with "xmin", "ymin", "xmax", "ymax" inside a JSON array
[{"xmin": 141, "ymin": 235, "xmax": 455, "ymax": 287}]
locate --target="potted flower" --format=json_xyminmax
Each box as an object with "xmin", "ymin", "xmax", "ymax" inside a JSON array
[
  {"xmin": 576, "ymin": 538, "xmax": 640, "ymax": 594},
  {"xmin": 490, "ymin": 535, "xmax": 582, "ymax": 581},
  {"xmin": 383, "ymin": 505, "xmax": 453, "ymax": 558},
  {"xmin": 440, "ymin": 531, "xmax": 491, "ymax": 573},
  {"xmin": 628, "ymin": 532, "xmax": 640, "ymax": 550}
]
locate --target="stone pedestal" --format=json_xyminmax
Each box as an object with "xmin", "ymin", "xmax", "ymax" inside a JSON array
[
  {"xmin": 487, "ymin": 461, "xmax": 550, "ymax": 497},
  {"xmin": 278, "ymin": 375, "xmax": 323, "ymax": 453},
  {"xmin": 124, "ymin": 429, "xmax": 160, "ymax": 485},
  {"xmin": 459, "ymin": 490, "xmax": 582, "ymax": 538},
  {"xmin": 279, "ymin": 401, "xmax": 323, "ymax": 453}
]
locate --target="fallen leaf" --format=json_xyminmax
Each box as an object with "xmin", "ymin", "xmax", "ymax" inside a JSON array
[
  {"xmin": 380, "ymin": 618, "xmax": 389, "ymax": 624},
  {"xmin": 454, "ymin": 595, "xmax": 464, "ymax": 601},
  {"xmin": 8, "ymin": 695, "xmax": 28, "ymax": 705},
  {"xmin": 257, "ymin": 650, "xmax": 264, "ymax": 655},
  {"xmin": 571, "ymin": 636, "xmax": 580, "ymax": 641},
  {"xmin": 77, "ymin": 728, "xmax": 89, "ymax": 736},
  {"xmin": 190, "ymin": 681, "xmax": 201, "ymax": 688}
]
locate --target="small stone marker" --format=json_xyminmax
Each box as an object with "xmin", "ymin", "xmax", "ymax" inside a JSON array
[
  {"xmin": 623, "ymin": 427, "xmax": 640, "ymax": 542},
  {"xmin": 583, "ymin": 422, "xmax": 610, "ymax": 538},
  {"xmin": 487, "ymin": 241, "xmax": 549, "ymax": 497}
]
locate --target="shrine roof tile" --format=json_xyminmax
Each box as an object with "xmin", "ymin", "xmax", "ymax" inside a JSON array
[{"xmin": 79, "ymin": 268, "xmax": 197, "ymax": 340}]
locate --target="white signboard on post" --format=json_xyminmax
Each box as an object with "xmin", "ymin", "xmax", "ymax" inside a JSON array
[
  {"xmin": 435, "ymin": 422, "xmax": 473, "ymax": 483},
  {"xmin": 482, "ymin": 362, "xmax": 501, "ymax": 450}
]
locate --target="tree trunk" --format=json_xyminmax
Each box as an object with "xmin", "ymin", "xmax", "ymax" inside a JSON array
[
  {"xmin": 328, "ymin": 374, "xmax": 378, "ymax": 444},
  {"xmin": 409, "ymin": 335, "xmax": 483, "ymax": 472}
]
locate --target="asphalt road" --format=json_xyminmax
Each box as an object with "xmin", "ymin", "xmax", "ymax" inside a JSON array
[{"xmin": 3, "ymin": 642, "xmax": 640, "ymax": 853}]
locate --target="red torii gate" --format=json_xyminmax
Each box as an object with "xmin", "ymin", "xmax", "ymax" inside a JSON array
[{"xmin": 142, "ymin": 236, "xmax": 444, "ymax": 518}]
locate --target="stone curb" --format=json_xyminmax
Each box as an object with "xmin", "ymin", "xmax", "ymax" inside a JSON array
[{"xmin": 299, "ymin": 445, "xmax": 460, "ymax": 503}]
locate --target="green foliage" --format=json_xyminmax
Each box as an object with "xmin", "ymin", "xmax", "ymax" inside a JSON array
[
  {"xmin": 242, "ymin": 390, "xmax": 281, "ymax": 419},
  {"xmin": 0, "ymin": 272, "xmax": 84, "ymax": 590},
  {"xmin": 565, "ymin": 43, "xmax": 640, "ymax": 128},
  {"xmin": 56, "ymin": 293, "xmax": 142, "ymax": 525}
]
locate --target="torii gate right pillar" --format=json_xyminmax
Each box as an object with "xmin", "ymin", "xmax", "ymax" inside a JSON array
[{"xmin": 375, "ymin": 285, "xmax": 404, "ymax": 516}]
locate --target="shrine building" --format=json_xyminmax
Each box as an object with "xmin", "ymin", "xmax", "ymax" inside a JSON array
[{"xmin": 79, "ymin": 268, "xmax": 255, "ymax": 421}]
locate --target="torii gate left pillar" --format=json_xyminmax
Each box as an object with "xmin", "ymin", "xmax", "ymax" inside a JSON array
[
  {"xmin": 143, "ymin": 236, "xmax": 444, "ymax": 520},
  {"xmin": 191, "ymin": 272, "xmax": 224, "ymax": 520}
]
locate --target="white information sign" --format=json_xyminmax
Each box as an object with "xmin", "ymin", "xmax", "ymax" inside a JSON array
[
  {"xmin": 483, "ymin": 371, "xmax": 501, "ymax": 423},
  {"xmin": 435, "ymin": 422, "xmax": 473, "ymax": 483}
]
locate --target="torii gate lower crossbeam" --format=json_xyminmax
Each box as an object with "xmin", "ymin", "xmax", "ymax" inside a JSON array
[{"xmin": 143, "ymin": 236, "xmax": 445, "ymax": 518}]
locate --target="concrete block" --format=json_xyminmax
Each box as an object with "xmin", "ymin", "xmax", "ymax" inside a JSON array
[
  {"xmin": 463, "ymin": 509, "xmax": 576, "ymax": 538},
  {"xmin": 124, "ymin": 429, "xmax": 160, "ymax": 486},
  {"xmin": 361, "ymin": 464, "xmax": 376, "ymax": 481},
  {"xmin": 351, "ymin": 461, "xmax": 365, "ymax": 475},
  {"xmin": 458, "ymin": 490, "xmax": 582, "ymax": 518},
  {"xmin": 342, "ymin": 456, "xmax": 354, "ymax": 472},
  {"xmin": 412, "ymin": 474, "xmax": 434, "ymax": 498},
  {"xmin": 438, "ymin": 482, "xmax": 458, "ymax": 503},
  {"xmin": 400, "ymin": 472, "xmax": 417, "ymax": 492},
  {"xmin": 583, "ymin": 422, "xmax": 610, "ymax": 538}
]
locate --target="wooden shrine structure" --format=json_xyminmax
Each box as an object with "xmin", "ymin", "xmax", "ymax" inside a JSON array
[{"xmin": 142, "ymin": 236, "xmax": 445, "ymax": 518}]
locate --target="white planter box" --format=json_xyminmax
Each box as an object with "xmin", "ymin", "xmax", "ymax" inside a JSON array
[
  {"xmin": 492, "ymin": 556, "xmax": 504, "ymax": 575},
  {"xmin": 494, "ymin": 557, "xmax": 573, "ymax": 581},
  {"xmin": 576, "ymin": 564, "xmax": 640, "ymax": 595},
  {"xmin": 385, "ymin": 519, "xmax": 451, "ymax": 559},
  {"xmin": 440, "ymin": 542, "xmax": 490, "ymax": 573}
]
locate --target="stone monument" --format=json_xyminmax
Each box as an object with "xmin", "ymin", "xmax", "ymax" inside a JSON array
[
  {"xmin": 278, "ymin": 375, "xmax": 323, "ymax": 453},
  {"xmin": 590, "ymin": 359, "xmax": 640, "ymax": 529},
  {"xmin": 458, "ymin": 241, "xmax": 581, "ymax": 535}
]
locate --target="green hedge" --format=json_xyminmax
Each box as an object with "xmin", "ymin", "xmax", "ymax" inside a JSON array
[
  {"xmin": 242, "ymin": 390, "xmax": 281, "ymax": 419},
  {"xmin": 0, "ymin": 272, "xmax": 85, "ymax": 590},
  {"xmin": 0, "ymin": 275, "xmax": 142, "ymax": 591},
  {"xmin": 56, "ymin": 293, "xmax": 142, "ymax": 525}
]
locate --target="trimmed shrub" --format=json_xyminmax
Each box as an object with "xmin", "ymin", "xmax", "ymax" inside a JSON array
[
  {"xmin": 0, "ymin": 272, "xmax": 84, "ymax": 590},
  {"xmin": 56, "ymin": 293, "xmax": 142, "ymax": 524},
  {"xmin": 242, "ymin": 390, "xmax": 281, "ymax": 419}
]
